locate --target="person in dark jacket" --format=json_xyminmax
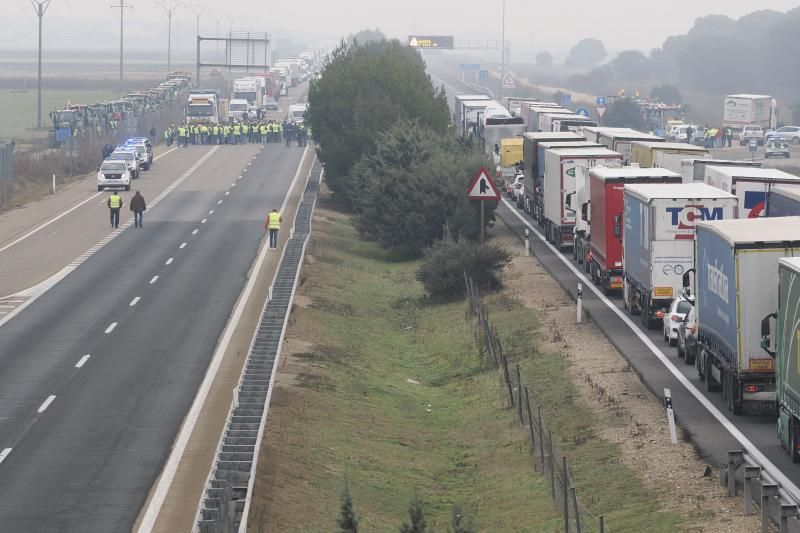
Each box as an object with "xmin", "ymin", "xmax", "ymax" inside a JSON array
[{"xmin": 130, "ymin": 190, "xmax": 146, "ymax": 228}]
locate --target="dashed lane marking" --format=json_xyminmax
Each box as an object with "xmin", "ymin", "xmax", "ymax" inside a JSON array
[
  {"xmin": 75, "ymin": 355, "xmax": 91, "ymax": 368},
  {"xmin": 130, "ymin": 297, "xmax": 141, "ymax": 306},
  {"xmin": 179, "ymin": 242, "xmax": 187, "ymax": 249},
  {"xmin": 37, "ymin": 395, "xmax": 56, "ymax": 413},
  {"xmin": 149, "ymin": 276, "xmax": 159, "ymax": 284},
  {"xmin": 191, "ymin": 229, "xmax": 198, "ymax": 235},
  {"xmin": 0, "ymin": 448, "xmax": 11, "ymax": 465},
  {"xmin": 105, "ymin": 322, "xmax": 117, "ymax": 334}
]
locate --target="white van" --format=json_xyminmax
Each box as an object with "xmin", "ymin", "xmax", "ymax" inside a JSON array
[{"xmin": 288, "ymin": 103, "xmax": 307, "ymax": 124}]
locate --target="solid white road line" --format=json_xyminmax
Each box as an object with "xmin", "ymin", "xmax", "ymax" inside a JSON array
[
  {"xmin": 37, "ymin": 395, "xmax": 56, "ymax": 413},
  {"xmin": 201, "ymin": 219, "xmax": 207, "ymax": 224},
  {"xmin": 191, "ymin": 229, "xmax": 198, "ymax": 235},
  {"xmin": 136, "ymin": 144, "xmax": 313, "ymax": 533},
  {"xmin": 0, "ymin": 448, "xmax": 11, "ymax": 465},
  {"xmin": 179, "ymin": 242, "xmax": 187, "ymax": 249},
  {"xmin": 501, "ymin": 199, "xmax": 800, "ymax": 501},
  {"xmin": 130, "ymin": 297, "xmax": 141, "ymax": 306},
  {"xmin": 149, "ymin": 276, "xmax": 159, "ymax": 284},
  {"xmin": 105, "ymin": 322, "xmax": 117, "ymax": 334},
  {"xmin": 75, "ymin": 354, "xmax": 91, "ymax": 368}
]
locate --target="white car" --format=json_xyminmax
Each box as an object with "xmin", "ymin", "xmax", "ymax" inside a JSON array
[
  {"xmin": 107, "ymin": 149, "xmax": 140, "ymax": 178},
  {"xmin": 124, "ymin": 141, "xmax": 151, "ymax": 170},
  {"xmin": 663, "ymin": 296, "xmax": 693, "ymax": 346},
  {"xmin": 97, "ymin": 160, "xmax": 131, "ymax": 191}
]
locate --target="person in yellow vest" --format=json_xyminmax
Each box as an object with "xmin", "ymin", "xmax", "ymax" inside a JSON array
[
  {"xmin": 242, "ymin": 123, "xmax": 249, "ymax": 144},
  {"xmin": 178, "ymin": 125, "xmax": 188, "ymax": 147},
  {"xmin": 224, "ymin": 124, "xmax": 232, "ymax": 144},
  {"xmin": 200, "ymin": 124, "xmax": 209, "ymax": 144},
  {"xmin": 233, "ymin": 123, "xmax": 241, "ymax": 144},
  {"xmin": 260, "ymin": 123, "xmax": 268, "ymax": 144},
  {"xmin": 265, "ymin": 208, "xmax": 282, "ymax": 250},
  {"xmin": 107, "ymin": 191, "xmax": 124, "ymax": 228}
]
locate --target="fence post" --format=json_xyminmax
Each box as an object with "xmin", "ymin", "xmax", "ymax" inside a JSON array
[
  {"xmin": 501, "ymin": 352, "xmax": 514, "ymax": 407},
  {"xmin": 744, "ymin": 466, "xmax": 760, "ymax": 515},
  {"xmin": 539, "ymin": 406, "xmax": 546, "ymax": 466},
  {"xmin": 599, "ymin": 515, "xmax": 605, "ymax": 533},
  {"xmin": 571, "ymin": 487, "xmax": 582, "ymax": 533},
  {"xmin": 548, "ymin": 429, "xmax": 555, "ymax": 500},
  {"xmin": 516, "ymin": 364, "xmax": 523, "ymax": 424},
  {"xmin": 762, "ymin": 484, "xmax": 778, "ymax": 533},
  {"xmin": 563, "ymin": 456, "xmax": 569, "ymax": 533},
  {"xmin": 524, "ymin": 386, "xmax": 535, "ymax": 450}
]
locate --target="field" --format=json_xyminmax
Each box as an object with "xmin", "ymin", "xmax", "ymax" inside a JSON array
[
  {"xmin": 0, "ymin": 88, "xmax": 123, "ymax": 142},
  {"xmin": 244, "ymin": 190, "xmax": 755, "ymax": 532}
]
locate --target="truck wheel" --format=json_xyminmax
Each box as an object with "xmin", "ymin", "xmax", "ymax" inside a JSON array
[
  {"xmin": 685, "ymin": 348, "xmax": 695, "ymax": 366},
  {"xmin": 791, "ymin": 418, "xmax": 800, "ymax": 463},
  {"xmin": 677, "ymin": 342, "xmax": 685, "ymax": 359}
]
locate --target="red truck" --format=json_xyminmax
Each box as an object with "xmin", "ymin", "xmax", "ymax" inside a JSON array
[{"xmin": 588, "ymin": 167, "xmax": 682, "ymax": 294}]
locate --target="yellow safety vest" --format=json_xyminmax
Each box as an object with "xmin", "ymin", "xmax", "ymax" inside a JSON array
[
  {"xmin": 268, "ymin": 212, "xmax": 281, "ymax": 229},
  {"xmin": 260, "ymin": 125, "xmax": 267, "ymax": 134},
  {"xmin": 233, "ymin": 125, "xmax": 241, "ymax": 135},
  {"xmin": 201, "ymin": 125, "xmax": 209, "ymax": 134},
  {"xmin": 109, "ymin": 195, "xmax": 122, "ymax": 209},
  {"xmin": 242, "ymin": 125, "xmax": 249, "ymax": 134}
]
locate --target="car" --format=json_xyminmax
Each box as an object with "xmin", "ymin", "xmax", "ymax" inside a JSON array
[
  {"xmin": 765, "ymin": 126, "xmax": 800, "ymax": 144},
  {"xmin": 739, "ymin": 125, "xmax": 765, "ymax": 146},
  {"xmin": 765, "ymin": 141, "xmax": 791, "ymax": 158},
  {"xmin": 97, "ymin": 160, "xmax": 131, "ymax": 191},
  {"xmin": 677, "ymin": 304, "xmax": 697, "ymax": 365},
  {"xmin": 663, "ymin": 296, "xmax": 692, "ymax": 346},
  {"xmin": 262, "ymin": 97, "xmax": 279, "ymax": 111},
  {"xmin": 124, "ymin": 140, "xmax": 152, "ymax": 169},
  {"xmin": 106, "ymin": 149, "xmax": 140, "ymax": 178}
]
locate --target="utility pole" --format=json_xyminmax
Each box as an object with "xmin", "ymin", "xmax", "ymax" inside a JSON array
[
  {"xmin": 189, "ymin": 4, "xmax": 207, "ymax": 84},
  {"xmin": 499, "ymin": 0, "xmax": 506, "ymax": 103},
  {"xmin": 30, "ymin": 0, "xmax": 52, "ymax": 129},
  {"xmin": 158, "ymin": 0, "xmax": 184, "ymax": 75},
  {"xmin": 111, "ymin": 0, "xmax": 133, "ymax": 85}
]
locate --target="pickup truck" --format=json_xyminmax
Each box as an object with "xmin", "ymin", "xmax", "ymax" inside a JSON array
[{"xmin": 739, "ymin": 125, "xmax": 764, "ymax": 146}]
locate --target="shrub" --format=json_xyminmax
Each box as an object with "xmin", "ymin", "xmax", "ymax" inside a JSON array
[{"xmin": 416, "ymin": 236, "xmax": 512, "ymax": 298}]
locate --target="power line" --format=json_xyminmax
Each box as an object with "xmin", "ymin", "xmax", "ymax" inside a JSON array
[{"xmin": 111, "ymin": 0, "xmax": 133, "ymax": 83}]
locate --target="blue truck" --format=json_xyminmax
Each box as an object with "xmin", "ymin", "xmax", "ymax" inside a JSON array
[{"xmin": 695, "ymin": 217, "xmax": 800, "ymax": 415}]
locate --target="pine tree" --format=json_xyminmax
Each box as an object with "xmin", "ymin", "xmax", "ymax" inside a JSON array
[
  {"xmin": 399, "ymin": 495, "xmax": 427, "ymax": 533},
  {"xmin": 337, "ymin": 484, "xmax": 358, "ymax": 533}
]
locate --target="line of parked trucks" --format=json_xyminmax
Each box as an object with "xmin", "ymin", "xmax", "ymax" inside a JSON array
[{"xmin": 459, "ymin": 92, "xmax": 800, "ymax": 461}]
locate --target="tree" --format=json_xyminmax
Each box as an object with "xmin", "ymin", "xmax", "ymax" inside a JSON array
[
  {"xmin": 565, "ymin": 38, "xmax": 606, "ymax": 68},
  {"xmin": 610, "ymin": 50, "xmax": 651, "ymax": 82},
  {"xmin": 650, "ymin": 84, "xmax": 682, "ymax": 105},
  {"xmin": 351, "ymin": 120, "xmax": 492, "ymax": 255},
  {"xmin": 347, "ymin": 28, "xmax": 386, "ymax": 45},
  {"xmin": 400, "ymin": 495, "xmax": 427, "ymax": 533},
  {"xmin": 535, "ymin": 51, "xmax": 553, "ymax": 68},
  {"xmin": 337, "ymin": 484, "xmax": 358, "ymax": 533},
  {"xmin": 307, "ymin": 39, "xmax": 450, "ymax": 207},
  {"xmin": 449, "ymin": 504, "xmax": 475, "ymax": 533},
  {"xmin": 602, "ymin": 98, "xmax": 645, "ymax": 131}
]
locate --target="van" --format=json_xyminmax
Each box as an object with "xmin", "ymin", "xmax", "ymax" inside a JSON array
[{"xmin": 97, "ymin": 160, "xmax": 131, "ymax": 191}]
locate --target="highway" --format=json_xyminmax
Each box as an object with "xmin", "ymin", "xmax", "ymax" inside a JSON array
[
  {"xmin": 0, "ymin": 136, "xmax": 307, "ymax": 530},
  {"xmin": 428, "ymin": 64, "xmax": 800, "ymax": 497}
]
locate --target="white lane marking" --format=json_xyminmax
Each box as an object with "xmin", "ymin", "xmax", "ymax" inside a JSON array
[
  {"xmin": 0, "ymin": 305, "xmax": 14, "ymax": 309},
  {"xmin": 1, "ymin": 299, "xmax": 25, "ymax": 304},
  {"xmin": 37, "ymin": 395, "xmax": 56, "ymax": 413},
  {"xmin": 209, "ymin": 210, "xmax": 214, "ymax": 215},
  {"xmin": 179, "ymin": 242, "xmax": 187, "ymax": 249},
  {"xmin": 242, "ymin": 169, "xmax": 247, "ymax": 173},
  {"xmin": 191, "ymin": 229, "xmax": 198, "ymax": 235},
  {"xmin": 149, "ymin": 276, "xmax": 159, "ymax": 284},
  {"xmin": 225, "ymin": 191, "xmax": 230, "ymax": 196},
  {"xmin": 238, "ymin": 176, "xmax": 242, "ymax": 180},
  {"xmin": 130, "ymin": 296, "xmax": 141, "ymax": 306},
  {"xmin": 217, "ymin": 200, "xmax": 223, "ymax": 205},
  {"xmin": 166, "ymin": 257, "xmax": 174, "ymax": 266},
  {"xmin": 75, "ymin": 354, "xmax": 91, "ymax": 368},
  {"xmin": 501, "ymin": 199, "xmax": 800, "ymax": 500},
  {"xmin": 153, "ymin": 146, "xmax": 178, "ymax": 162},
  {"xmin": 231, "ymin": 183, "xmax": 237, "ymax": 187},
  {"xmin": 137, "ymin": 145, "xmax": 314, "ymax": 533},
  {"xmin": 105, "ymin": 322, "xmax": 117, "ymax": 334},
  {"xmin": 0, "ymin": 448, "xmax": 11, "ymax": 465},
  {"xmin": 201, "ymin": 219, "xmax": 207, "ymax": 224}
]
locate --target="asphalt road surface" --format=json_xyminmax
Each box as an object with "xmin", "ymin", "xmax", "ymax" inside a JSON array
[{"xmin": 0, "ymin": 140, "xmax": 307, "ymax": 532}]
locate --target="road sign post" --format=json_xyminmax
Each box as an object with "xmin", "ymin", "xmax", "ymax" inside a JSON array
[{"xmin": 467, "ymin": 167, "xmax": 501, "ymax": 243}]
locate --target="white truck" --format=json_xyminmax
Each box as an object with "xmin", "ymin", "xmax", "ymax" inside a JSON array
[
  {"xmin": 228, "ymin": 98, "xmax": 251, "ymax": 121},
  {"xmin": 185, "ymin": 91, "xmax": 220, "ymax": 124},
  {"xmin": 662, "ymin": 158, "xmax": 760, "ymax": 183},
  {"xmin": 232, "ymin": 78, "xmax": 263, "ymax": 113},
  {"xmin": 723, "ymin": 94, "xmax": 777, "ymax": 132},
  {"xmin": 583, "ymin": 127, "xmax": 664, "ymax": 164},
  {"xmin": 542, "ymin": 147, "xmax": 622, "ymax": 249},
  {"xmin": 622, "ymin": 183, "xmax": 737, "ymax": 328},
  {"xmin": 703, "ymin": 166, "xmax": 800, "ymax": 219}
]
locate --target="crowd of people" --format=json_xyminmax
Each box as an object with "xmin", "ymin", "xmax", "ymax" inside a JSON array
[
  {"xmin": 681, "ymin": 125, "xmax": 734, "ymax": 148},
  {"xmin": 164, "ymin": 119, "xmax": 310, "ymax": 148}
]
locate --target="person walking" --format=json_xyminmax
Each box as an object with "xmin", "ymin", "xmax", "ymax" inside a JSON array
[
  {"xmin": 130, "ymin": 190, "xmax": 146, "ymax": 228},
  {"xmin": 108, "ymin": 191, "xmax": 124, "ymax": 228},
  {"xmin": 265, "ymin": 208, "xmax": 282, "ymax": 250}
]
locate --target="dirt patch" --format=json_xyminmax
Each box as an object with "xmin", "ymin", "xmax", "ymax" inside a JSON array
[{"xmin": 493, "ymin": 230, "xmax": 760, "ymax": 532}]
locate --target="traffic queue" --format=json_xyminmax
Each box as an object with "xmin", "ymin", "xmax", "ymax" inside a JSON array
[
  {"xmin": 97, "ymin": 137, "xmax": 154, "ymax": 192},
  {"xmin": 465, "ymin": 94, "xmax": 800, "ymax": 460}
]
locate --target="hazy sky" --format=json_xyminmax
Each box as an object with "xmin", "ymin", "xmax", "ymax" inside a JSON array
[{"xmin": 2, "ymin": 0, "xmax": 799, "ymax": 55}]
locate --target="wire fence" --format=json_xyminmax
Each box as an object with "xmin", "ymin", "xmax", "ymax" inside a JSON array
[{"xmin": 465, "ymin": 273, "xmax": 609, "ymax": 533}]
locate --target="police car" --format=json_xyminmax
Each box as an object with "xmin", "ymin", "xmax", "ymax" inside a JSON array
[
  {"xmin": 107, "ymin": 147, "xmax": 141, "ymax": 178},
  {"xmin": 125, "ymin": 138, "xmax": 153, "ymax": 169},
  {"xmin": 97, "ymin": 160, "xmax": 131, "ymax": 191}
]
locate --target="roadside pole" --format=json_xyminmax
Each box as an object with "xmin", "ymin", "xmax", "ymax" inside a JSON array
[{"xmin": 467, "ymin": 167, "xmax": 501, "ymax": 244}]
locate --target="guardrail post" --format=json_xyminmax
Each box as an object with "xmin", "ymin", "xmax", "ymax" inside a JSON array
[
  {"xmin": 727, "ymin": 450, "xmax": 744, "ymax": 496},
  {"xmin": 780, "ymin": 504, "xmax": 797, "ymax": 533},
  {"xmin": 762, "ymin": 484, "xmax": 779, "ymax": 533},
  {"xmin": 563, "ymin": 456, "xmax": 569, "ymax": 533},
  {"xmin": 598, "ymin": 515, "xmax": 604, "ymax": 533},
  {"xmin": 743, "ymin": 465, "xmax": 760, "ymax": 515}
]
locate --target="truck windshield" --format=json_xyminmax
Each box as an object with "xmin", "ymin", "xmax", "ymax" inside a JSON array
[
  {"xmin": 233, "ymin": 92, "xmax": 256, "ymax": 102},
  {"xmin": 230, "ymin": 103, "xmax": 248, "ymax": 111},
  {"xmin": 187, "ymin": 104, "xmax": 214, "ymax": 116}
]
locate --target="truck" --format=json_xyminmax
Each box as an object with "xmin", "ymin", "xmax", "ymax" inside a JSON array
[
  {"xmin": 458, "ymin": 98, "xmax": 497, "ymax": 139},
  {"xmin": 765, "ymin": 185, "xmax": 800, "ymax": 217},
  {"xmin": 505, "ymin": 98, "xmax": 557, "ymax": 117},
  {"xmin": 479, "ymin": 105, "xmax": 525, "ymax": 155},
  {"xmin": 583, "ymin": 127, "xmax": 664, "ymax": 164},
  {"xmin": 587, "ymin": 168, "xmax": 682, "ymax": 293},
  {"xmin": 723, "ymin": 94, "xmax": 777, "ymax": 131},
  {"xmin": 767, "ymin": 257, "xmax": 800, "ymax": 459},
  {"xmin": 522, "ymin": 132, "xmax": 585, "ymax": 219},
  {"xmin": 622, "ymin": 183, "xmax": 737, "ymax": 328},
  {"xmin": 185, "ymin": 91, "xmax": 220, "ymax": 124},
  {"xmin": 454, "ymin": 95, "xmax": 492, "ymax": 135},
  {"xmin": 548, "ymin": 114, "xmax": 597, "ymax": 133},
  {"xmin": 498, "ymin": 137, "xmax": 523, "ymax": 186},
  {"xmin": 703, "ymin": 166, "xmax": 800, "ymax": 218},
  {"xmin": 228, "ymin": 98, "xmax": 251, "ymax": 121},
  {"xmin": 543, "ymin": 147, "xmax": 622, "ymax": 248},
  {"xmin": 232, "ymin": 78, "xmax": 263, "ymax": 113},
  {"xmin": 520, "ymin": 104, "xmax": 570, "ymax": 132},
  {"xmin": 695, "ymin": 217, "xmax": 800, "ymax": 415},
  {"xmin": 630, "ymin": 141, "xmax": 709, "ymax": 168},
  {"xmin": 661, "ymin": 158, "xmax": 761, "ymax": 184}
]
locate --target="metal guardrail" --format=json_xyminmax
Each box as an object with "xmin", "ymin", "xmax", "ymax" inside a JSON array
[{"xmin": 193, "ymin": 160, "xmax": 323, "ymax": 533}]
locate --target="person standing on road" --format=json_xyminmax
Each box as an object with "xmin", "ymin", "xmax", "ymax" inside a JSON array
[
  {"xmin": 266, "ymin": 208, "xmax": 282, "ymax": 250},
  {"xmin": 108, "ymin": 191, "xmax": 124, "ymax": 229},
  {"xmin": 726, "ymin": 127, "xmax": 733, "ymax": 147},
  {"xmin": 130, "ymin": 190, "xmax": 146, "ymax": 228}
]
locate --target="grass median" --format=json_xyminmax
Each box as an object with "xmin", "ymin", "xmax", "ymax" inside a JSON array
[{"xmin": 248, "ymin": 192, "xmax": 688, "ymax": 532}]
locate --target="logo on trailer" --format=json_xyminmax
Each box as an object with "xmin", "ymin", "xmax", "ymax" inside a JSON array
[
  {"xmin": 744, "ymin": 190, "xmax": 766, "ymax": 218},
  {"xmin": 706, "ymin": 260, "xmax": 729, "ymax": 304},
  {"xmin": 565, "ymin": 167, "xmax": 576, "ymax": 177},
  {"xmin": 666, "ymin": 205, "xmax": 724, "ymax": 239}
]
